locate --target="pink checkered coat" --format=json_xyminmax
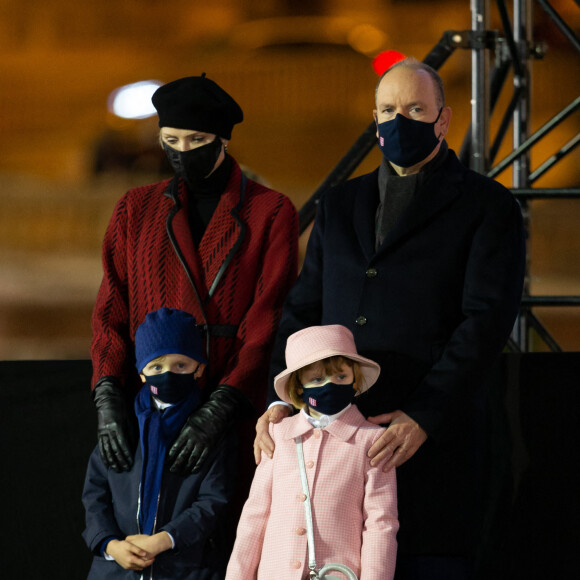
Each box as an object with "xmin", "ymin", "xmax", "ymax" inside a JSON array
[{"xmin": 226, "ymin": 405, "xmax": 399, "ymax": 580}]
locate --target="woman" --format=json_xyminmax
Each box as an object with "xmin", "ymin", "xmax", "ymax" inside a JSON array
[{"xmin": 90, "ymin": 74, "xmax": 299, "ymax": 490}]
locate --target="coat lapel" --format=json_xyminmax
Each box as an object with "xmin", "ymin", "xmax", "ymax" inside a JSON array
[
  {"xmin": 165, "ymin": 178, "xmax": 208, "ymax": 302},
  {"xmin": 198, "ymin": 164, "xmax": 247, "ymax": 298},
  {"xmin": 376, "ymin": 152, "xmax": 466, "ymax": 255},
  {"xmin": 165, "ymin": 162, "xmax": 248, "ymax": 305},
  {"xmin": 282, "ymin": 405, "xmax": 364, "ymax": 442},
  {"xmin": 324, "ymin": 405, "xmax": 364, "ymax": 442},
  {"xmin": 283, "ymin": 412, "xmax": 314, "ymax": 440},
  {"xmin": 352, "ymin": 169, "xmax": 381, "ymax": 263}
]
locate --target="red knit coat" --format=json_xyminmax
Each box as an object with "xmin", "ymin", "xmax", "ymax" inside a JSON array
[{"xmin": 91, "ymin": 159, "xmax": 299, "ymax": 411}]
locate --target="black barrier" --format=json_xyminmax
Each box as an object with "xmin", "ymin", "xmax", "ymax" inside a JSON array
[
  {"xmin": 0, "ymin": 360, "xmax": 95, "ymax": 579},
  {"xmin": 1, "ymin": 355, "xmax": 578, "ymax": 579},
  {"xmin": 498, "ymin": 353, "xmax": 580, "ymax": 579}
]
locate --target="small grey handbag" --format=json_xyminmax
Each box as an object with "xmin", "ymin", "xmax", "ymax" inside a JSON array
[{"xmin": 296, "ymin": 436, "xmax": 359, "ymax": 580}]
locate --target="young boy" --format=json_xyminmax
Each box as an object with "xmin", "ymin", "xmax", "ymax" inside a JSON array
[
  {"xmin": 82, "ymin": 307, "xmax": 236, "ymax": 580},
  {"xmin": 226, "ymin": 325, "xmax": 399, "ymax": 580}
]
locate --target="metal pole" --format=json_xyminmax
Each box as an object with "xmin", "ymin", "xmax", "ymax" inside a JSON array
[
  {"xmin": 470, "ymin": 0, "xmax": 490, "ymax": 173},
  {"xmin": 488, "ymin": 96, "xmax": 580, "ymax": 178},
  {"xmin": 529, "ymin": 134, "xmax": 580, "ymax": 183},
  {"xmin": 513, "ymin": 187, "xmax": 580, "ymax": 200},
  {"xmin": 513, "ymin": 0, "xmax": 532, "ymax": 185},
  {"xmin": 536, "ymin": 0, "xmax": 580, "ymax": 54},
  {"xmin": 512, "ymin": 0, "xmax": 533, "ymax": 351}
]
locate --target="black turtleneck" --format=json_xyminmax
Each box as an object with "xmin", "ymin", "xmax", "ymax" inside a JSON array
[
  {"xmin": 375, "ymin": 141, "xmax": 449, "ymax": 249},
  {"xmin": 186, "ymin": 154, "xmax": 233, "ymax": 245}
]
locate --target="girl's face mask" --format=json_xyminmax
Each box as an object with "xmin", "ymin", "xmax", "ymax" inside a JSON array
[{"xmin": 300, "ymin": 380, "xmax": 355, "ymax": 416}]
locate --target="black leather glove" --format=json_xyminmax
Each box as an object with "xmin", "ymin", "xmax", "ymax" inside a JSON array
[
  {"xmin": 93, "ymin": 377, "xmax": 134, "ymax": 472},
  {"xmin": 168, "ymin": 384, "xmax": 248, "ymax": 474}
]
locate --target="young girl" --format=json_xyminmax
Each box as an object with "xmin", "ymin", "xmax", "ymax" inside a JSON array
[{"xmin": 226, "ymin": 324, "xmax": 398, "ymax": 580}]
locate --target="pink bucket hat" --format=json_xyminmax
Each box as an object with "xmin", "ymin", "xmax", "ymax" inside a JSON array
[{"xmin": 274, "ymin": 325, "xmax": 381, "ymax": 405}]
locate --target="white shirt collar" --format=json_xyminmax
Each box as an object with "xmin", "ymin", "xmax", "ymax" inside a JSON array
[
  {"xmin": 300, "ymin": 404, "xmax": 351, "ymax": 429},
  {"xmin": 152, "ymin": 396, "xmax": 172, "ymax": 410}
]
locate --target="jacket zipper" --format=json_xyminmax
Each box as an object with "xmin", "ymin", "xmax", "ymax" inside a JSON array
[{"xmin": 136, "ymin": 482, "xmax": 162, "ymax": 579}]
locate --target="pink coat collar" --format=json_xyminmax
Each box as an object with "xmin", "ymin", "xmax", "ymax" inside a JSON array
[{"xmin": 280, "ymin": 404, "xmax": 367, "ymax": 443}]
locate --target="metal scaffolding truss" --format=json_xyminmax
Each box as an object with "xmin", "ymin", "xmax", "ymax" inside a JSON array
[
  {"xmin": 298, "ymin": 0, "xmax": 580, "ymax": 353},
  {"xmin": 470, "ymin": 0, "xmax": 580, "ymax": 353}
]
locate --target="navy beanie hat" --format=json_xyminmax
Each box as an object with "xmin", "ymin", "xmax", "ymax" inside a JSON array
[
  {"xmin": 135, "ymin": 308, "xmax": 207, "ymax": 373},
  {"xmin": 151, "ymin": 73, "xmax": 243, "ymax": 139}
]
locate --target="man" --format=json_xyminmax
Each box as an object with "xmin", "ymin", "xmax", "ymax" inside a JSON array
[{"xmin": 255, "ymin": 58, "xmax": 525, "ymax": 579}]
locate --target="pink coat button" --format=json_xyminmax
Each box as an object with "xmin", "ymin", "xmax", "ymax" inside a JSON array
[
  {"xmin": 290, "ymin": 560, "xmax": 302, "ymax": 569},
  {"xmin": 313, "ymin": 429, "xmax": 321, "ymax": 438},
  {"xmin": 295, "ymin": 527, "xmax": 306, "ymax": 535},
  {"xmin": 306, "ymin": 460, "xmax": 314, "ymax": 468},
  {"xmin": 297, "ymin": 493, "xmax": 307, "ymax": 502}
]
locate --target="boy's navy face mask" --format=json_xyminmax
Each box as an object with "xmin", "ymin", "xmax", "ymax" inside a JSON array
[
  {"xmin": 377, "ymin": 108, "xmax": 442, "ymax": 168},
  {"xmin": 146, "ymin": 371, "xmax": 199, "ymax": 405}
]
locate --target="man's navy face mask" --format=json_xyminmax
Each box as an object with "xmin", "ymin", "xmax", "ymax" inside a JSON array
[
  {"xmin": 377, "ymin": 108, "xmax": 442, "ymax": 168},
  {"xmin": 300, "ymin": 382, "xmax": 355, "ymax": 416},
  {"xmin": 163, "ymin": 137, "xmax": 222, "ymax": 186},
  {"xmin": 146, "ymin": 371, "xmax": 200, "ymax": 405}
]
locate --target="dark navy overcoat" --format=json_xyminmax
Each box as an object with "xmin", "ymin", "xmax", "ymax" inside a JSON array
[{"xmin": 270, "ymin": 150, "xmax": 526, "ymax": 557}]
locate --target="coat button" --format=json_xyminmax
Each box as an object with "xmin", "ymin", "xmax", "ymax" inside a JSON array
[
  {"xmin": 306, "ymin": 460, "xmax": 314, "ymax": 468},
  {"xmin": 355, "ymin": 315, "xmax": 367, "ymax": 326},
  {"xmin": 297, "ymin": 493, "xmax": 307, "ymax": 502},
  {"xmin": 366, "ymin": 267, "xmax": 378, "ymax": 278},
  {"xmin": 313, "ymin": 429, "xmax": 322, "ymax": 438},
  {"xmin": 295, "ymin": 527, "xmax": 306, "ymax": 535},
  {"xmin": 290, "ymin": 560, "xmax": 302, "ymax": 569}
]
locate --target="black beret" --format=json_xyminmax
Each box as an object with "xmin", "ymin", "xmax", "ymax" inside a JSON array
[{"xmin": 151, "ymin": 73, "xmax": 243, "ymax": 139}]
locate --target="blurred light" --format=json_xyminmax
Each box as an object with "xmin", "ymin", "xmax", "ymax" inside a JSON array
[
  {"xmin": 372, "ymin": 50, "xmax": 407, "ymax": 76},
  {"xmin": 230, "ymin": 16, "xmax": 388, "ymax": 57},
  {"xmin": 347, "ymin": 25, "xmax": 387, "ymax": 56},
  {"xmin": 108, "ymin": 80, "xmax": 163, "ymax": 119},
  {"xmin": 230, "ymin": 17, "xmax": 355, "ymax": 50}
]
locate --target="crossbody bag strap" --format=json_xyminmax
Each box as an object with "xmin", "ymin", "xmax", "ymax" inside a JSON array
[
  {"xmin": 296, "ymin": 436, "xmax": 360, "ymax": 580},
  {"xmin": 296, "ymin": 436, "xmax": 319, "ymax": 579}
]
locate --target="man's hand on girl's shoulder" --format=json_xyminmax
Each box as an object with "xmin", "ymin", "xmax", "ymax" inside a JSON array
[{"xmin": 253, "ymin": 404, "xmax": 292, "ymax": 464}]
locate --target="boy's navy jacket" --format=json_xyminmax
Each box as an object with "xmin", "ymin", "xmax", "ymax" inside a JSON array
[{"xmin": 82, "ymin": 428, "xmax": 237, "ymax": 580}]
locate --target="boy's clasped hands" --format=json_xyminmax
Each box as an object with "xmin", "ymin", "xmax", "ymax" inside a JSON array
[{"xmin": 105, "ymin": 532, "xmax": 173, "ymax": 571}]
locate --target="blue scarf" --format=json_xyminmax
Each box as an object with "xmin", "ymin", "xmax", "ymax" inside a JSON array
[{"xmin": 134, "ymin": 384, "xmax": 200, "ymax": 535}]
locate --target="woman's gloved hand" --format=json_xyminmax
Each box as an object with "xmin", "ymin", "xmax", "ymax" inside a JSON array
[
  {"xmin": 168, "ymin": 384, "xmax": 248, "ymax": 474},
  {"xmin": 93, "ymin": 377, "xmax": 134, "ymax": 472}
]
